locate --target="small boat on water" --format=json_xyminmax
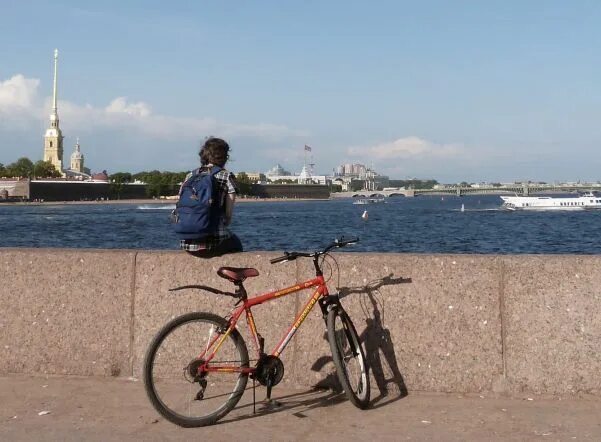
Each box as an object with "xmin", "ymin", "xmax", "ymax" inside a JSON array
[
  {"xmin": 353, "ymin": 197, "xmax": 386, "ymax": 205},
  {"xmin": 500, "ymin": 192, "xmax": 601, "ymax": 211}
]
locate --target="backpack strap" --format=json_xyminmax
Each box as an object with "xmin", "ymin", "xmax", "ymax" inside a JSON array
[{"xmin": 178, "ymin": 166, "xmax": 222, "ymax": 198}]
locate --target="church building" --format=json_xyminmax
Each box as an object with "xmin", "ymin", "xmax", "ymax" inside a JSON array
[
  {"xmin": 42, "ymin": 49, "xmax": 90, "ymax": 179},
  {"xmin": 43, "ymin": 49, "xmax": 64, "ymax": 175},
  {"xmin": 70, "ymin": 138, "xmax": 85, "ymax": 173}
]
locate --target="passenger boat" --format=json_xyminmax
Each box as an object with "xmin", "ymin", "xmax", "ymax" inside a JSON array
[
  {"xmin": 353, "ymin": 197, "xmax": 386, "ymax": 205},
  {"xmin": 500, "ymin": 192, "xmax": 601, "ymax": 211}
]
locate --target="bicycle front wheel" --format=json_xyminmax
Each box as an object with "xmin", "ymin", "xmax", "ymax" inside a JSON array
[
  {"xmin": 143, "ymin": 312, "xmax": 249, "ymax": 427},
  {"xmin": 327, "ymin": 307, "xmax": 370, "ymax": 408}
]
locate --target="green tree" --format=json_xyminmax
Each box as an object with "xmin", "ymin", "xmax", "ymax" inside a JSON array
[
  {"xmin": 131, "ymin": 170, "xmax": 187, "ymax": 198},
  {"xmin": 236, "ymin": 172, "xmax": 251, "ymax": 184},
  {"xmin": 350, "ymin": 180, "xmax": 365, "ymax": 191},
  {"xmin": 6, "ymin": 157, "xmax": 34, "ymax": 177},
  {"xmin": 109, "ymin": 172, "xmax": 133, "ymax": 184},
  {"xmin": 0, "ymin": 163, "xmax": 5, "ymax": 177},
  {"xmin": 231, "ymin": 173, "xmax": 251, "ymax": 196},
  {"xmin": 259, "ymin": 173, "xmax": 267, "ymax": 183},
  {"xmin": 388, "ymin": 179, "xmax": 438, "ymax": 189},
  {"xmin": 33, "ymin": 160, "xmax": 61, "ymax": 178},
  {"xmin": 109, "ymin": 172, "xmax": 133, "ymax": 199}
]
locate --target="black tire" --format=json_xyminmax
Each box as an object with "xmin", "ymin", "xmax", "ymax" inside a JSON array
[
  {"xmin": 143, "ymin": 312, "xmax": 249, "ymax": 427},
  {"xmin": 326, "ymin": 307, "xmax": 370, "ymax": 408}
]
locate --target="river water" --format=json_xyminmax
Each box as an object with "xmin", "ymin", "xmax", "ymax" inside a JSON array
[{"xmin": 1, "ymin": 195, "xmax": 600, "ymax": 254}]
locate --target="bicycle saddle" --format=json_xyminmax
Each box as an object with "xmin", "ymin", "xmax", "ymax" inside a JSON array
[{"xmin": 217, "ymin": 267, "xmax": 259, "ymax": 283}]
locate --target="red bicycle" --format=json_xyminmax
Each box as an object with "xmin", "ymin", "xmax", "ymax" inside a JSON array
[{"xmin": 143, "ymin": 237, "xmax": 370, "ymax": 427}]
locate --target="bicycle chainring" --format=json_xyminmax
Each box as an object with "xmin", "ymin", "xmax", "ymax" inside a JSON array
[{"xmin": 254, "ymin": 355, "xmax": 285, "ymax": 387}]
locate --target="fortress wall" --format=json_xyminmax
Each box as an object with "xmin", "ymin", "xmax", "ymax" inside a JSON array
[{"xmin": 1, "ymin": 249, "xmax": 599, "ymax": 396}]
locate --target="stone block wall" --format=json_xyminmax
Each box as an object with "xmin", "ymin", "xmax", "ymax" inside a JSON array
[{"xmin": 1, "ymin": 249, "xmax": 599, "ymax": 396}]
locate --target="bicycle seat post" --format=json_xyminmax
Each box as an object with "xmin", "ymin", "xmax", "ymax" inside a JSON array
[{"xmin": 234, "ymin": 282, "xmax": 248, "ymax": 300}]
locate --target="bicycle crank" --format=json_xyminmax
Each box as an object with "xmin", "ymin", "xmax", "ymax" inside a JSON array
[{"xmin": 254, "ymin": 355, "xmax": 285, "ymax": 387}]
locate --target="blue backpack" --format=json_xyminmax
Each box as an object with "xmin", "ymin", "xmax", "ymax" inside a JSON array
[{"xmin": 172, "ymin": 166, "xmax": 222, "ymax": 239}]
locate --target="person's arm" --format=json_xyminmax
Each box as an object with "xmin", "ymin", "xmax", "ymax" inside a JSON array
[
  {"xmin": 224, "ymin": 193, "xmax": 235, "ymax": 226},
  {"xmin": 224, "ymin": 172, "xmax": 238, "ymax": 226}
]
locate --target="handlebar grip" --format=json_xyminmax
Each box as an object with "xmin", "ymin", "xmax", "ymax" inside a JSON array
[{"xmin": 270, "ymin": 254, "xmax": 291, "ymax": 264}]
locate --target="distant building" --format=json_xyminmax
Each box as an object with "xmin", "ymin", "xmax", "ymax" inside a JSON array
[
  {"xmin": 298, "ymin": 165, "xmax": 312, "ymax": 184},
  {"xmin": 91, "ymin": 171, "xmax": 109, "ymax": 182},
  {"xmin": 245, "ymin": 172, "xmax": 262, "ymax": 182},
  {"xmin": 266, "ymin": 164, "xmax": 291, "ymax": 177},
  {"xmin": 70, "ymin": 138, "xmax": 85, "ymax": 173},
  {"xmin": 263, "ymin": 163, "xmax": 329, "ymax": 185},
  {"xmin": 332, "ymin": 162, "xmax": 389, "ymax": 190},
  {"xmin": 63, "ymin": 138, "xmax": 91, "ymax": 180},
  {"xmin": 337, "ymin": 163, "xmax": 367, "ymax": 177},
  {"xmin": 43, "ymin": 49, "xmax": 64, "ymax": 175},
  {"xmin": 42, "ymin": 50, "xmax": 98, "ymax": 180}
]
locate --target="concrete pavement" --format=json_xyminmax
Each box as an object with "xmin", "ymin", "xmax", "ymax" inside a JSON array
[{"xmin": 1, "ymin": 375, "xmax": 600, "ymax": 441}]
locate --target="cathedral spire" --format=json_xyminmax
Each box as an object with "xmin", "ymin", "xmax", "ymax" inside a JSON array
[
  {"xmin": 52, "ymin": 49, "xmax": 58, "ymax": 114},
  {"xmin": 44, "ymin": 48, "xmax": 64, "ymax": 174}
]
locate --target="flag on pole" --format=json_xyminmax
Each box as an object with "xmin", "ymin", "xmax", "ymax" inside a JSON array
[{"xmin": 304, "ymin": 145, "xmax": 312, "ymax": 152}]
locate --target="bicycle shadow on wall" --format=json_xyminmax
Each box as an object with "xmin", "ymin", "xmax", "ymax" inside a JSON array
[{"xmin": 311, "ymin": 274, "xmax": 411, "ymax": 408}]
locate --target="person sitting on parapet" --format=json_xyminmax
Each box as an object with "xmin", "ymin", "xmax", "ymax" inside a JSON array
[{"xmin": 172, "ymin": 137, "xmax": 243, "ymax": 257}]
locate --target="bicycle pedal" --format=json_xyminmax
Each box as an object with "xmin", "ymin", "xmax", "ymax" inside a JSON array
[{"xmin": 262, "ymin": 399, "xmax": 283, "ymax": 410}]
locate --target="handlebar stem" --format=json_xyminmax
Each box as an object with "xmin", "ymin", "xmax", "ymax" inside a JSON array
[{"xmin": 312, "ymin": 255, "xmax": 323, "ymax": 276}]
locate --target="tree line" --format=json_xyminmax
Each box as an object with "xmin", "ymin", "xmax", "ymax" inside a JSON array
[
  {"xmin": 111, "ymin": 170, "xmax": 270, "ymax": 198},
  {"xmin": 109, "ymin": 170, "xmax": 189, "ymax": 198},
  {"xmin": 388, "ymin": 179, "xmax": 439, "ymax": 189},
  {"xmin": 0, "ymin": 157, "xmax": 61, "ymax": 178},
  {"xmin": 1, "ymin": 158, "xmax": 338, "ymax": 199}
]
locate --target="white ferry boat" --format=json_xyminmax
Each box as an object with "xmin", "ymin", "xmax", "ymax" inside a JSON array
[
  {"xmin": 353, "ymin": 197, "xmax": 386, "ymax": 205},
  {"xmin": 500, "ymin": 192, "xmax": 601, "ymax": 211}
]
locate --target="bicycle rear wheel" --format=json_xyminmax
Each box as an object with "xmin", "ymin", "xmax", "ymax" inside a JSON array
[
  {"xmin": 143, "ymin": 312, "xmax": 249, "ymax": 427},
  {"xmin": 327, "ymin": 307, "xmax": 370, "ymax": 408}
]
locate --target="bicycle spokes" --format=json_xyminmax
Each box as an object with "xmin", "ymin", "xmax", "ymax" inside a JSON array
[{"xmin": 145, "ymin": 314, "xmax": 249, "ymax": 426}]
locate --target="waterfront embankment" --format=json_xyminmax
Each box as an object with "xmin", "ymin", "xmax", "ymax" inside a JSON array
[
  {"xmin": 1, "ymin": 249, "xmax": 599, "ymax": 397},
  {"xmin": 0, "ymin": 197, "xmax": 328, "ymax": 206}
]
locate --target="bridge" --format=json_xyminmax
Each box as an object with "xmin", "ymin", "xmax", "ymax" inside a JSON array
[{"xmin": 333, "ymin": 184, "xmax": 601, "ymax": 198}]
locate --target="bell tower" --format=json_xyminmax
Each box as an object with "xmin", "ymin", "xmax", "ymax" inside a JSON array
[
  {"xmin": 70, "ymin": 137, "xmax": 85, "ymax": 173},
  {"xmin": 43, "ymin": 49, "xmax": 64, "ymax": 175}
]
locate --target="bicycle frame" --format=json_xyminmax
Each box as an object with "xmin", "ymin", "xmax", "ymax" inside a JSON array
[{"xmin": 197, "ymin": 275, "xmax": 331, "ymax": 374}]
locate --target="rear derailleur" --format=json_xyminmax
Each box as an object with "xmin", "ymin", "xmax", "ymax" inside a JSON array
[{"xmin": 185, "ymin": 358, "xmax": 208, "ymax": 401}]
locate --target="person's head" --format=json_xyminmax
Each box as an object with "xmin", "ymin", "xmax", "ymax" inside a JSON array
[{"xmin": 199, "ymin": 137, "xmax": 230, "ymax": 167}]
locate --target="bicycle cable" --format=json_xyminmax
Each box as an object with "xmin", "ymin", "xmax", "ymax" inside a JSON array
[{"xmin": 321, "ymin": 252, "xmax": 340, "ymax": 289}]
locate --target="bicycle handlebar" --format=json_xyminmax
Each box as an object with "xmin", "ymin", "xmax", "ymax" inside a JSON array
[{"xmin": 269, "ymin": 237, "xmax": 359, "ymax": 265}]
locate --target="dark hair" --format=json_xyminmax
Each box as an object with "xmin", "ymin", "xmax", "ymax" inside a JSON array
[{"xmin": 199, "ymin": 137, "xmax": 230, "ymax": 167}]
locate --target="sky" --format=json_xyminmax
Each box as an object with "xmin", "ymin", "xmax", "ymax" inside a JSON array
[{"xmin": 1, "ymin": 0, "xmax": 600, "ymax": 182}]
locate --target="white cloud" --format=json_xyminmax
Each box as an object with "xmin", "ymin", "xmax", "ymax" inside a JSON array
[
  {"xmin": 0, "ymin": 73, "xmax": 305, "ymax": 141},
  {"xmin": 57, "ymin": 97, "xmax": 302, "ymax": 139},
  {"xmin": 105, "ymin": 97, "xmax": 152, "ymax": 117},
  {"xmin": 347, "ymin": 136, "xmax": 463, "ymax": 160},
  {"xmin": 0, "ymin": 75, "xmax": 40, "ymax": 112}
]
